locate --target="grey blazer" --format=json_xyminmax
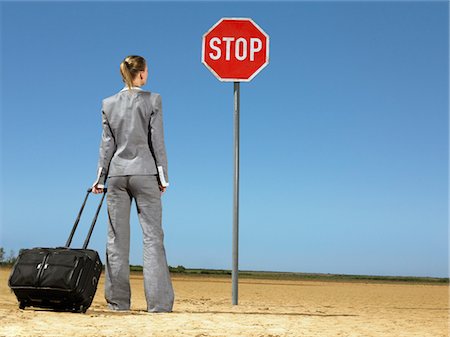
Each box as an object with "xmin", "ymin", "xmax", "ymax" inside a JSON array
[{"xmin": 94, "ymin": 87, "xmax": 169, "ymax": 188}]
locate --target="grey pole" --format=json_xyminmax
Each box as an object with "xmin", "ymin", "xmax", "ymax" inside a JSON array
[{"xmin": 232, "ymin": 82, "xmax": 240, "ymax": 305}]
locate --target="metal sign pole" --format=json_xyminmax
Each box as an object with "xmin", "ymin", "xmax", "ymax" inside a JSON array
[{"xmin": 232, "ymin": 81, "xmax": 240, "ymax": 305}]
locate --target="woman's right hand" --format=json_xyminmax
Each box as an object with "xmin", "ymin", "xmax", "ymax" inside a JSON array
[{"xmin": 92, "ymin": 184, "xmax": 104, "ymax": 194}]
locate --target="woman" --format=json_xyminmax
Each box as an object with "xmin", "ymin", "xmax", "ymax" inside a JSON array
[{"xmin": 92, "ymin": 55, "xmax": 174, "ymax": 312}]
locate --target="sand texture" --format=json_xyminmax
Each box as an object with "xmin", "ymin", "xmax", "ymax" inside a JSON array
[{"xmin": 1, "ymin": 267, "xmax": 448, "ymax": 337}]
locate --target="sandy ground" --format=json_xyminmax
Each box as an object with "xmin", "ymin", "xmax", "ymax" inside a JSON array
[{"xmin": 0, "ymin": 267, "xmax": 448, "ymax": 337}]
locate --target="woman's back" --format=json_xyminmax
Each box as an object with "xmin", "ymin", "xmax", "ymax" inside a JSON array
[{"xmin": 102, "ymin": 89, "xmax": 160, "ymax": 177}]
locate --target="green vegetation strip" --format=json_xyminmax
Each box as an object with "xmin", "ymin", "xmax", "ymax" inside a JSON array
[{"xmin": 128, "ymin": 265, "xmax": 449, "ymax": 284}]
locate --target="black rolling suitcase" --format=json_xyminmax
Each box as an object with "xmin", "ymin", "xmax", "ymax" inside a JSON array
[{"xmin": 8, "ymin": 188, "xmax": 107, "ymax": 313}]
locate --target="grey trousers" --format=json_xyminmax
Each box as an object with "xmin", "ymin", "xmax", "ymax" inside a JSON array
[{"xmin": 105, "ymin": 175, "xmax": 174, "ymax": 312}]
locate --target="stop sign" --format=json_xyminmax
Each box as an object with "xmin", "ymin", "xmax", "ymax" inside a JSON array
[{"xmin": 202, "ymin": 18, "xmax": 269, "ymax": 82}]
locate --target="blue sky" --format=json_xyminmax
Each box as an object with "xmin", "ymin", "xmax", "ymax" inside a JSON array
[{"xmin": 1, "ymin": 1, "xmax": 448, "ymax": 277}]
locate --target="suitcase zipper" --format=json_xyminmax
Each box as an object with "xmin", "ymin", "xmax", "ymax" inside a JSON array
[{"xmin": 35, "ymin": 253, "xmax": 50, "ymax": 287}]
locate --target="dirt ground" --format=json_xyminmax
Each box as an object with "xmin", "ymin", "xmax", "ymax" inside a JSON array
[{"xmin": 0, "ymin": 267, "xmax": 448, "ymax": 337}]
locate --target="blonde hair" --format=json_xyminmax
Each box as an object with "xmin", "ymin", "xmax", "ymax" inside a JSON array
[{"xmin": 120, "ymin": 55, "xmax": 147, "ymax": 91}]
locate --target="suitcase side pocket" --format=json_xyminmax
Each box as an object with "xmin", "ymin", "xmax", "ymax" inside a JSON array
[
  {"xmin": 39, "ymin": 251, "xmax": 84, "ymax": 290},
  {"xmin": 8, "ymin": 250, "xmax": 48, "ymax": 288}
]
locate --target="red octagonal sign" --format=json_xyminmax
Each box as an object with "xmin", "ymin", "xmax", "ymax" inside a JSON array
[{"xmin": 202, "ymin": 18, "xmax": 270, "ymax": 82}]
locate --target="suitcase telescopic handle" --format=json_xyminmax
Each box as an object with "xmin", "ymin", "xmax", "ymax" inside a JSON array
[{"xmin": 65, "ymin": 188, "xmax": 107, "ymax": 249}]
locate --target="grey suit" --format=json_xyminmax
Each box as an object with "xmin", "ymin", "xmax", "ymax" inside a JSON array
[
  {"xmin": 94, "ymin": 87, "xmax": 174, "ymax": 312},
  {"xmin": 95, "ymin": 87, "xmax": 169, "ymax": 187}
]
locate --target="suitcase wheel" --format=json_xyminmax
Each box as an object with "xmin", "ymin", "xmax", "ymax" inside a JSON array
[
  {"xmin": 19, "ymin": 301, "xmax": 26, "ymax": 310},
  {"xmin": 74, "ymin": 305, "xmax": 87, "ymax": 313}
]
